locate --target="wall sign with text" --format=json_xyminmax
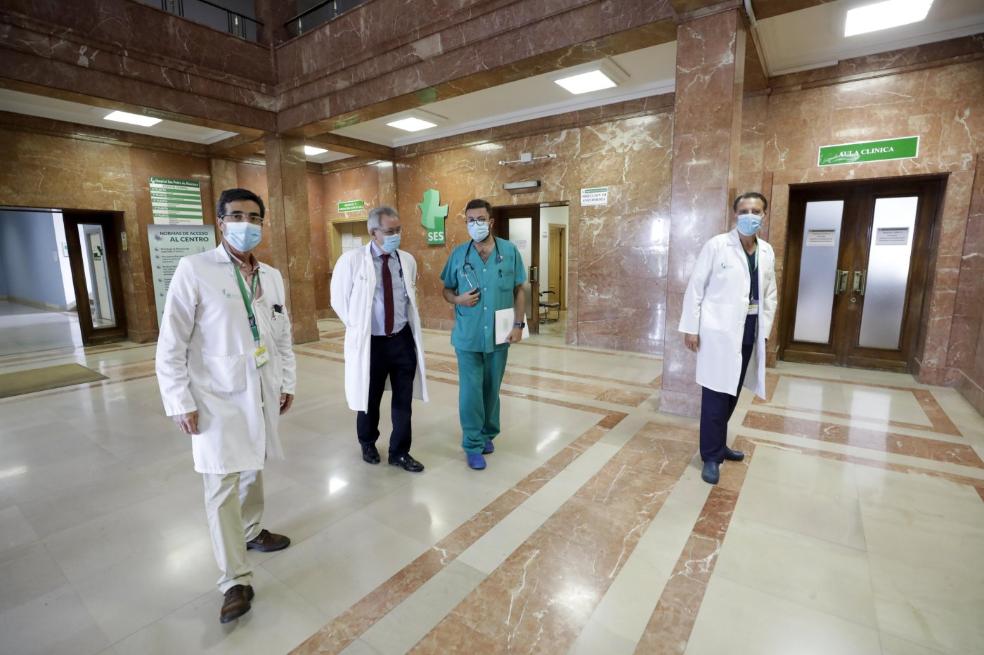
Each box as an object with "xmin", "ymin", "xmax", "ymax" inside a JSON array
[
  {"xmin": 148, "ymin": 224, "xmax": 216, "ymax": 324},
  {"xmin": 150, "ymin": 177, "xmax": 204, "ymax": 224},
  {"xmin": 818, "ymin": 136, "xmax": 919, "ymax": 167},
  {"xmin": 337, "ymin": 200, "xmax": 365, "ymax": 213}
]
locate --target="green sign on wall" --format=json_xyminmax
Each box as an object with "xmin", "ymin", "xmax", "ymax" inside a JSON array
[
  {"xmin": 418, "ymin": 188, "xmax": 448, "ymax": 245},
  {"xmin": 818, "ymin": 136, "xmax": 919, "ymax": 167},
  {"xmin": 338, "ymin": 200, "xmax": 366, "ymax": 213},
  {"xmin": 149, "ymin": 177, "xmax": 204, "ymax": 225}
]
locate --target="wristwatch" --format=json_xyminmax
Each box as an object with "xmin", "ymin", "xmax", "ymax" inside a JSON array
[{"xmin": 513, "ymin": 321, "xmax": 526, "ymax": 329}]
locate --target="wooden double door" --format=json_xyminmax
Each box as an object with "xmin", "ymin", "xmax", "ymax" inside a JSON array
[{"xmin": 780, "ymin": 176, "xmax": 944, "ymax": 372}]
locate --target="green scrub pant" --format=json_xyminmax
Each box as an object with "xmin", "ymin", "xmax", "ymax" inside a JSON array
[{"xmin": 455, "ymin": 348, "xmax": 509, "ymax": 453}]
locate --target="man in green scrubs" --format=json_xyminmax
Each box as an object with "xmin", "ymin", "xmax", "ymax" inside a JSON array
[{"xmin": 441, "ymin": 199, "xmax": 527, "ymax": 470}]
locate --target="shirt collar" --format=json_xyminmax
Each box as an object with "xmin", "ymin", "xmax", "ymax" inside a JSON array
[
  {"xmin": 222, "ymin": 242, "xmax": 259, "ymax": 273},
  {"xmin": 370, "ymin": 241, "xmax": 390, "ymax": 258}
]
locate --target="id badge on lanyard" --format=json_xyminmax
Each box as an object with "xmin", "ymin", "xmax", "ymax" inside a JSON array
[{"xmin": 234, "ymin": 266, "xmax": 268, "ymax": 368}]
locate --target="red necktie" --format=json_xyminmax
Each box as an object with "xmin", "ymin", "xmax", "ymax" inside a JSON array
[{"xmin": 381, "ymin": 253, "xmax": 394, "ymax": 335}]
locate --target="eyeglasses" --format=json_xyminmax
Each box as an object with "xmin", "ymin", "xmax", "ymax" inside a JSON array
[
  {"xmin": 377, "ymin": 227, "xmax": 402, "ymax": 236},
  {"xmin": 222, "ymin": 211, "xmax": 264, "ymax": 225},
  {"xmin": 465, "ymin": 217, "xmax": 490, "ymax": 226}
]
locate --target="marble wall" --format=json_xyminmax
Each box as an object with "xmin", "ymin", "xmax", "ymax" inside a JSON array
[
  {"xmin": 952, "ymin": 155, "xmax": 984, "ymax": 412},
  {"xmin": 393, "ymin": 110, "xmax": 675, "ymax": 353},
  {"xmin": 758, "ymin": 58, "xmax": 984, "ymax": 392},
  {"xmin": 0, "ymin": 127, "xmax": 157, "ymax": 341}
]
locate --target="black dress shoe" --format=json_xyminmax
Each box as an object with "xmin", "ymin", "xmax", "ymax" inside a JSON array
[
  {"xmin": 701, "ymin": 461, "xmax": 720, "ymax": 485},
  {"xmin": 723, "ymin": 447, "xmax": 745, "ymax": 462},
  {"xmin": 361, "ymin": 443, "xmax": 381, "ymax": 464},
  {"xmin": 219, "ymin": 584, "xmax": 254, "ymax": 624},
  {"xmin": 388, "ymin": 453, "xmax": 424, "ymax": 472}
]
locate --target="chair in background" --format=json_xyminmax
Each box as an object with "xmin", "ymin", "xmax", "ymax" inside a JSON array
[{"xmin": 539, "ymin": 289, "xmax": 561, "ymax": 323}]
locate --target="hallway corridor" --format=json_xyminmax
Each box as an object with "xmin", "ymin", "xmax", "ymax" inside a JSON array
[{"xmin": 1, "ymin": 320, "xmax": 981, "ymax": 654}]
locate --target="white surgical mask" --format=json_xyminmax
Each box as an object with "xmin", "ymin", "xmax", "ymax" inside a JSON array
[
  {"xmin": 467, "ymin": 221, "xmax": 490, "ymax": 242},
  {"xmin": 381, "ymin": 233, "xmax": 401, "ymax": 253},
  {"xmin": 736, "ymin": 212, "xmax": 763, "ymax": 236},
  {"xmin": 224, "ymin": 221, "xmax": 262, "ymax": 251}
]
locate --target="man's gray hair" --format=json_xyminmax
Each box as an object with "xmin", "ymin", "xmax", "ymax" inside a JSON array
[{"xmin": 367, "ymin": 205, "xmax": 399, "ymax": 234}]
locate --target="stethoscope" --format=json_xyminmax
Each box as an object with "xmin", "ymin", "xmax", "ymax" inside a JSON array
[{"xmin": 462, "ymin": 237, "xmax": 504, "ymax": 277}]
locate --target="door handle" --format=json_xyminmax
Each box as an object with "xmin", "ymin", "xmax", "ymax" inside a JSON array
[
  {"xmin": 835, "ymin": 270, "xmax": 849, "ymax": 295},
  {"xmin": 853, "ymin": 270, "xmax": 867, "ymax": 296}
]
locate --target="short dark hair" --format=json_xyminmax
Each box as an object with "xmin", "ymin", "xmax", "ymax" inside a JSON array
[
  {"xmin": 465, "ymin": 198, "xmax": 493, "ymax": 214},
  {"xmin": 733, "ymin": 191, "xmax": 768, "ymax": 212},
  {"xmin": 217, "ymin": 188, "xmax": 265, "ymax": 219}
]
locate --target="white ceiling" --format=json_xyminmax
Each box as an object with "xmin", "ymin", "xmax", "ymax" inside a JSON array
[
  {"xmin": 0, "ymin": 1, "xmax": 980, "ymax": 158},
  {"xmin": 754, "ymin": 0, "xmax": 984, "ymax": 75},
  {"xmin": 304, "ymin": 149, "xmax": 353, "ymax": 163},
  {"xmin": 332, "ymin": 42, "xmax": 678, "ymax": 147},
  {"xmin": 0, "ymin": 88, "xmax": 239, "ymax": 144}
]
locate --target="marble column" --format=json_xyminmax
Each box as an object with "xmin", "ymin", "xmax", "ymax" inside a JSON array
[
  {"xmin": 659, "ymin": 9, "xmax": 746, "ymax": 417},
  {"xmin": 209, "ymin": 158, "xmax": 238, "ymax": 221},
  {"xmin": 253, "ymin": 0, "xmax": 298, "ymax": 45},
  {"xmin": 265, "ymin": 135, "xmax": 319, "ymax": 344},
  {"xmin": 377, "ymin": 161, "xmax": 397, "ymax": 207}
]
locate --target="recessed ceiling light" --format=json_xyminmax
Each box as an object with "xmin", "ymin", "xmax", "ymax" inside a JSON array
[
  {"xmin": 554, "ymin": 69, "xmax": 618, "ymax": 95},
  {"xmin": 386, "ymin": 117, "xmax": 438, "ymax": 132},
  {"xmin": 845, "ymin": 0, "xmax": 933, "ymax": 37},
  {"xmin": 104, "ymin": 110, "xmax": 161, "ymax": 127},
  {"xmin": 304, "ymin": 145, "xmax": 328, "ymax": 156}
]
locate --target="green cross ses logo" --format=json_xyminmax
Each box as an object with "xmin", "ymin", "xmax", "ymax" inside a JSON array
[{"xmin": 418, "ymin": 188, "xmax": 448, "ymax": 245}]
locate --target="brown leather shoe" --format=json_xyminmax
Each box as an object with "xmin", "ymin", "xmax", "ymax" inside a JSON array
[
  {"xmin": 246, "ymin": 529, "xmax": 290, "ymax": 552},
  {"xmin": 219, "ymin": 584, "xmax": 254, "ymax": 624}
]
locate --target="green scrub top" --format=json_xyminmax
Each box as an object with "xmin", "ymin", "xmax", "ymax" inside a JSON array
[{"xmin": 441, "ymin": 237, "xmax": 526, "ymax": 353}]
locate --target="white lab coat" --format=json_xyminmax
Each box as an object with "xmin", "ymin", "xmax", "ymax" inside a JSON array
[
  {"xmin": 330, "ymin": 243, "xmax": 429, "ymax": 412},
  {"xmin": 155, "ymin": 246, "xmax": 297, "ymax": 474},
  {"xmin": 679, "ymin": 230, "xmax": 777, "ymax": 399}
]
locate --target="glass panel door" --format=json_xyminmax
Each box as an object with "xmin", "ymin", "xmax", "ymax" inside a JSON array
[
  {"xmin": 792, "ymin": 200, "xmax": 844, "ymax": 344},
  {"xmin": 857, "ymin": 197, "xmax": 917, "ymax": 349},
  {"xmin": 78, "ymin": 224, "xmax": 117, "ymax": 328}
]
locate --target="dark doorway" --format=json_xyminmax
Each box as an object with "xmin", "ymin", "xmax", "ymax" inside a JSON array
[{"xmin": 780, "ymin": 176, "xmax": 944, "ymax": 372}]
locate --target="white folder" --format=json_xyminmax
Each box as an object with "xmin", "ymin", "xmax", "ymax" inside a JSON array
[{"xmin": 494, "ymin": 308, "xmax": 530, "ymax": 344}]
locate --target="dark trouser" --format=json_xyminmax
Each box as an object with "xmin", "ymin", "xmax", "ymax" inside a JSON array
[
  {"xmin": 699, "ymin": 314, "xmax": 757, "ymax": 463},
  {"xmin": 357, "ymin": 324, "xmax": 417, "ymax": 457}
]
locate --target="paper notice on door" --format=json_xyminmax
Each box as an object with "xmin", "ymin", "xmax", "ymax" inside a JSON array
[
  {"xmin": 875, "ymin": 227, "xmax": 909, "ymax": 245},
  {"xmin": 806, "ymin": 229, "xmax": 836, "ymax": 246},
  {"xmin": 495, "ymin": 308, "xmax": 530, "ymax": 344}
]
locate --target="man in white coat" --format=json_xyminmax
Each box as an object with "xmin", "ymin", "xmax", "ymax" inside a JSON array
[
  {"xmin": 330, "ymin": 205, "xmax": 428, "ymax": 472},
  {"xmin": 156, "ymin": 188, "xmax": 296, "ymax": 624},
  {"xmin": 680, "ymin": 192, "xmax": 777, "ymax": 485}
]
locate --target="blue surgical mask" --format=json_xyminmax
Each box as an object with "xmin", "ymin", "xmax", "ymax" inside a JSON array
[
  {"xmin": 381, "ymin": 233, "xmax": 401, "ymax": 253},
  {"xmin": 736, "ymin": 212, "xmax": 763, "ymax": 236},
  {"xmin": 223, "ymin": 221, "xmax": 262, "ymax": 252},
  {"xmin": 467, "ymin": 221, "xmax": 490, "ymax": 242}
]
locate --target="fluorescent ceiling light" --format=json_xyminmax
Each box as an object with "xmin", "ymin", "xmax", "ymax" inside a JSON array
[
  {"xmin": 844, "ymin": 0, "xmax": 933, "ymax": 37},
  {"xmin": 554, "ymin": 69, "xmax": 617, "ymax": 95},
  {"xmin": 386, "ymin": 117, "xmax": 437, "ymax": 132},
  {"xmin": 104, "ymin": 110, "xmax": 161, "ymax": 127},
  {"xmin": 304, "ymin": 145, "xmax": 328, "ymax": 156}
]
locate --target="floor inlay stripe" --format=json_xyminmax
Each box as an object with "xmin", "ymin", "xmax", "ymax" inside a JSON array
[
  {"xmin": 742, "ymin": 411, "xmax": 983, "ymax": 467},
  {"xmin": 290, "ymin": 415, "xmax": 627, "ymax": 654},
  {"xmin": 743, "ymin": 434, "xmax": 984, "ymax": 488},
  {"xmin": 633, "ymin": 437, "xmax": 757, "ymax": 655},
  {"xmin": 408, "ymin": 423, "xmax": 696, "ymax": 654}
]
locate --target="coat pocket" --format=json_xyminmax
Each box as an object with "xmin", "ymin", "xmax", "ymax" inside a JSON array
[{"xmin": 202, "ymin": 353, "xmax": 248, "ymax": 394}]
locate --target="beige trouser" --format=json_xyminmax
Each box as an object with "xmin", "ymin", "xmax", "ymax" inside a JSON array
[{"xmin": 202, "ymin": 470, "xmax": 264, "ymax": 593}]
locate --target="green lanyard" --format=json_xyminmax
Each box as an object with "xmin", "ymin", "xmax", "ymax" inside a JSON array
[{"xmin": 233, "ymin": 266, "xmax": 261, "ymax": 344}]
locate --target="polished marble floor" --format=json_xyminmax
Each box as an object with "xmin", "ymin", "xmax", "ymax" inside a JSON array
[
  {"xmin": 0, "ymin": 301, "xmax": 83, "ymax": 356},
  {"xmin": 0, "ymin": 319, "xmax": 982, "ymax": 655}
]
